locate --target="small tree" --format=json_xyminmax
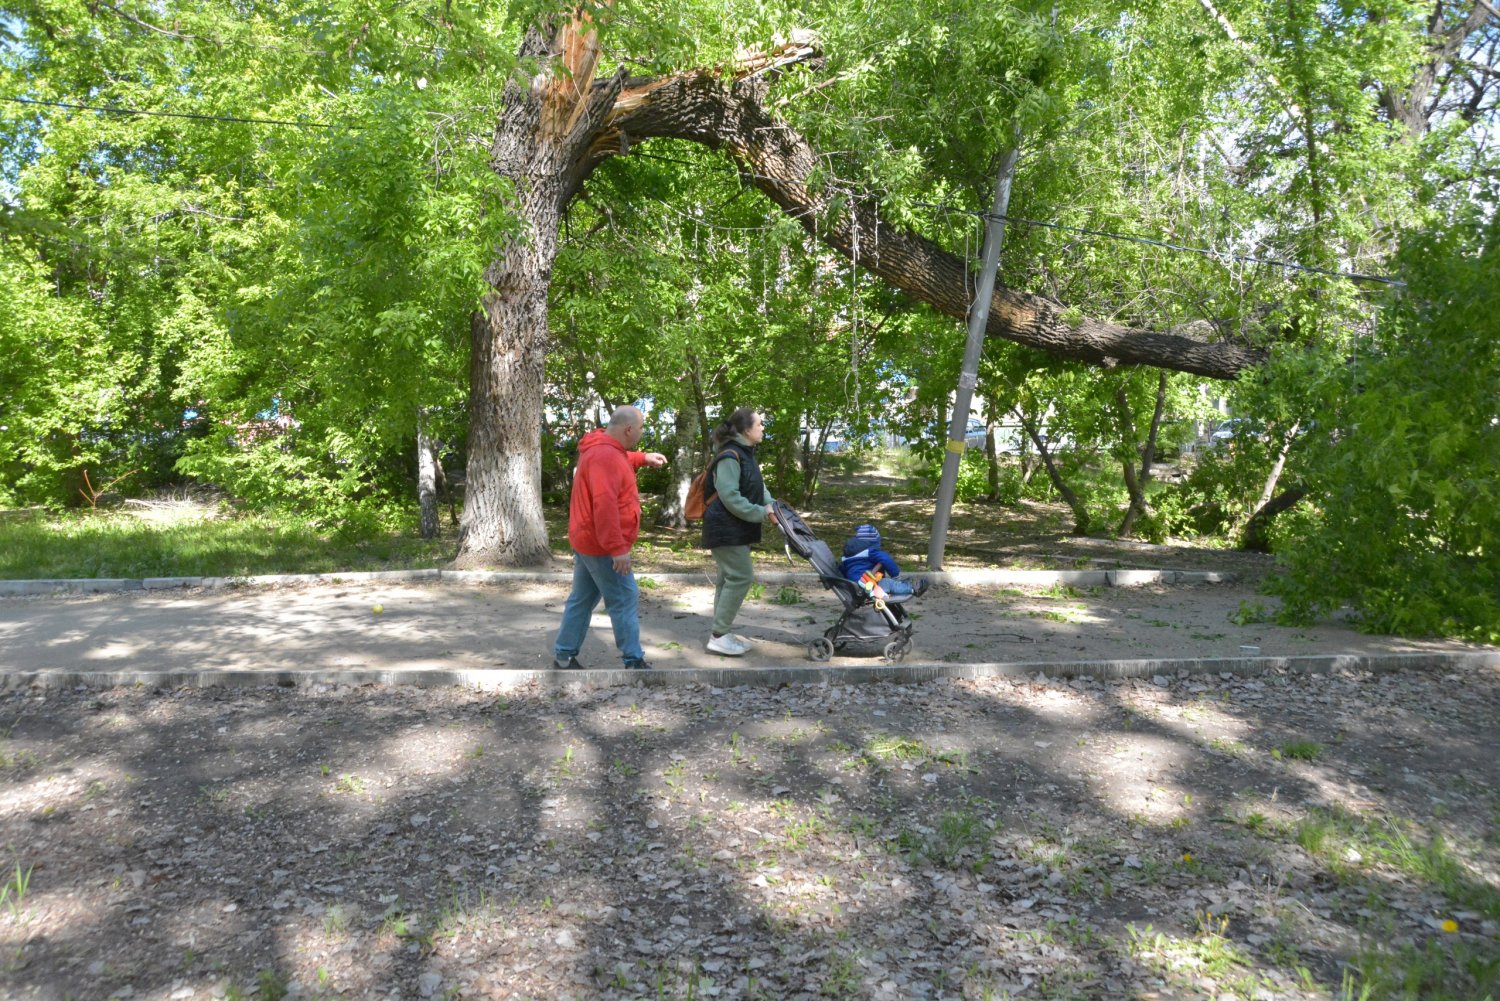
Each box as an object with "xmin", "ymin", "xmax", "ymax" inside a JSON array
[{"xmin": 1268, "ymin": 213, "xmax": 1500, "ymax": 642}]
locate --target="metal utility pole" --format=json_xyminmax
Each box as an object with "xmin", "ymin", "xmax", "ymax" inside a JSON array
[{"xmin": 926, "ymin": 144, "xmax": 1020, "ymax": 571}]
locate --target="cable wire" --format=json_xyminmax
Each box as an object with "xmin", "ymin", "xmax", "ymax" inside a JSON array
[
  {"xmin": 1, "ymin": 96, "xmax": 356, "ymax": 130},
  {"xmin": 633, "ymin": 153, "xmax": 1404, "ymax": 288},
  {"xmin": 0, "ymin": 101, "xmax": 1405, "ymax": 287}
]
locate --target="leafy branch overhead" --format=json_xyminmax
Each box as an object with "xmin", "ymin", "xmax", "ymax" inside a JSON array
[{"xmin": 554, "ymin": 32, "xmax": 1266, "ymax": 380}]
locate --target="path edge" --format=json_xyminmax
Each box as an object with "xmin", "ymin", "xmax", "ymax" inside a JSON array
[{"xmin": 6, "ymin": 651, "xmax": 1495, "ymax": 693}]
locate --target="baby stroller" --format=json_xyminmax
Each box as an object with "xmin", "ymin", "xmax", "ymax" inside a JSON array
[{"xmin": 771, "ymin": 500, "xmax": 916, "ymax": 663}]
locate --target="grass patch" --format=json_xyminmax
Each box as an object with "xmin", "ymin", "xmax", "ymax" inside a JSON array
[
  {"xmin": 1037, "ymin": 582, "xmax": 1091, "ymax": 599},
  {"xmin": 1342, "ymin": 934, "xmax": 1500, "ymax": 1001},
  {"xmin": 1292, "ymin": 806, "xmax": 1500, "ymax": 919},
  {"xmin": 773, "ymin": 585, "xmax": 803, "ymax": 605},
  {"xmin": 1276, "ymin": 739, "xmax": 1322, "ymax": 761},
  {"xmin": 865, "ymin": 734, "xmax": 966, "ymax": 768},
  {"xmin": 1127, "ymin": 911, "xmax": 1250, "ymax": 982},
  {"xmin": 0, "ymin": 508, "xmax": 453, "ymax": 579}
]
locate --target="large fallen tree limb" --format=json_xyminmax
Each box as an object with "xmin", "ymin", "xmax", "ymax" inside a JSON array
[{"xmin": 579, "ymin": 45, "xmax": 1266, "ymax": 381}]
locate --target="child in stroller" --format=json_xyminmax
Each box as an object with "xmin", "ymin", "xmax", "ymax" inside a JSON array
[
  {"xmin": 771, "ymin": 501, "xmax": 917, "ymax": 663},
  {"xmin": 840, "ymin": 524, "xmax": 930, "ymax": 601}
]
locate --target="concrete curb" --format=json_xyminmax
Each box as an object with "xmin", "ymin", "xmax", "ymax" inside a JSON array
[
  {"xmin": 0, "ymin": 566, "xmax": 1233, "ymax": 596},
  {"xmin": 6, "ymin": 651, "xmax": 1494, "ymax": 693}
]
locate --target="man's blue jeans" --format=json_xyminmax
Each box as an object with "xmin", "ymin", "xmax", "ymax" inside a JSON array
[{"xmin": 553, "ymin": 551, "xmax": 644, "ymax": 666}]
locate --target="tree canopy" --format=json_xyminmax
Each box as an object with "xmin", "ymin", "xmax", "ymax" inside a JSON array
[{"xmin": 2, "ymin": 0, "xmax": 1496, "ymax": 635}]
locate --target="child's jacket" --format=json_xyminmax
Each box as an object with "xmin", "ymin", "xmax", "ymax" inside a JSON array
[{"xmin": 840, "ymin": 524, "xmax": 903, "ymax": 583}]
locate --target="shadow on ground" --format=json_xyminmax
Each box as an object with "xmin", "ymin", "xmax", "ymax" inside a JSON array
[{"xmin": 1, "ymin": 662, "xmax": 1497, "ymax": 1000}]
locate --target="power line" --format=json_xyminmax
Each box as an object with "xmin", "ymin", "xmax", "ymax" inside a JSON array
[
  {"xmin": 2, "ymin": 100, "xmax": 1407, "ymax": 288},
  {"xmin": 0, "ymin": 96, "xmax": 357, "ymax": 130},
  {"xmin": 631, "ymin": 152, "xmax": 1405, "ymax": 288}
]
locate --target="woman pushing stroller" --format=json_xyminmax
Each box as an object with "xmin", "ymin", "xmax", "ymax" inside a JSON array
[{"xmin": 702, "ymin": 407, "xmax": 778, "ymax": 657}]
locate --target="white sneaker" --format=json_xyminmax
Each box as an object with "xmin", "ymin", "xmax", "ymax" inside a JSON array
[
  {"xmin": 706, "ymin": 634, "xmax": 749, "ymax": 656},
  {"xmin": 730, "ymin": 633, "xmax": 756, "ymax": 650}
]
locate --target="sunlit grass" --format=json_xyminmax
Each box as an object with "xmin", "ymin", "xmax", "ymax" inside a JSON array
[{"xmin": 0, "ymin": 508, "xmax": 456, "ymax": 579}]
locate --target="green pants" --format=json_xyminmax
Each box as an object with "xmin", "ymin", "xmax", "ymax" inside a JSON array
[{"xmin": 711, "ymin": 545, "xmax": 755, "ymax": 635}]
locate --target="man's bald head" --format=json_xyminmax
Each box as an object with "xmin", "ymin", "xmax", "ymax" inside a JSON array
[
  {"xmin": 606, "ymin": 405, "xmax": 644, "ymax": 446},
  {"xmin": 609, "ymin": 406, "xmax": 643, "ymax": 430}
]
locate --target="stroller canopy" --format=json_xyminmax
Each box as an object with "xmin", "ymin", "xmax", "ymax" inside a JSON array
[{"xmin": 771, "ymin": 500, "xmax": 843, "ymax": 581}]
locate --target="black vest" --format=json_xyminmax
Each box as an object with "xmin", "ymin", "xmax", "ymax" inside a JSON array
[{"xmin": 702, "ymin": 440, "xmax": 765, "ymax": 549}]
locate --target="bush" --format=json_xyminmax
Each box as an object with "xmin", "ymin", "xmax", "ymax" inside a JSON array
[
  {"xmin": 1266, "ymin": 214, "xmax": 1500, "ymax": 642},
  {"xmin": 917, "ymin": 452, "xmax": 1021, "ymax": 503}
]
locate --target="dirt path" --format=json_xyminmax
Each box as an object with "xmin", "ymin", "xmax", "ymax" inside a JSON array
[
  {"xmin": 0, "ymin": 578, "xmax": 1484, "ymax": 679},
  {"xmin": 2, "ymin": 663, "xmax": 1498, "ymax": 1000}
]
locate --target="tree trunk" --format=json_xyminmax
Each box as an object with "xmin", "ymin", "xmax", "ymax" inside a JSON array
[
  {"xmin": 1379, "ymin": 1, "xmax": 1493, "ymax": 138},
  {"xmin": 1241, "ymin": 486, "xmax": 1306, "ymax": 552},
  {"xmin": 801, "ymin": 413, "xmax": 835, "ymax": 504},
  {"xmin": 656, "ymin": 396, "xmax": 697, "ymax": 529},
  {"xmin": 1020, "ymin": 413, "xmax": 1091, "ymax": 535},
  {"xmin": 984, "ymin": 415, "xmax": 1002, "ymax": 501},
  {"xmin": 452, "ymin": 14, "xmax": 627, "ymax": 567},
  {"xmin": 1236, "ymin": 421, "xmax": 1302, "ymax": 551},
  {"xmin": 1114, "ymin": 386, "xmax": 1147, "ymax": 538},
  {"xmin": 1016, "ymin": 413, "xmax": 1036, "ymax": 486},
  {"xmin": 456, "ymin": 282, "xmax": 555, "ymax": 566},
  {"xmin": 1117, "ymin": 371, "xmax": 1167, "ymax": 538},
  {"xmin": 417, "ymin": 411, "xmax": 440, "ymax": 540}
]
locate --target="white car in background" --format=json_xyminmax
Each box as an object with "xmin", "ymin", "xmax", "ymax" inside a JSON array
[{"xmin": 1210, "ymin": 418, "xmax": 1253, "ymax": 447}]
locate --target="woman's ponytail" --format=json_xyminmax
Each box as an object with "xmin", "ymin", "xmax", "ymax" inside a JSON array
[{"xmin": 711, "ymin": 407, "xmax": 757, "ymax": 448}]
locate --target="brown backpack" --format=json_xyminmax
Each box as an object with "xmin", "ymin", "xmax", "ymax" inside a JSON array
[{"xmin": 684, "ymin": 449, "xmax": 737, "ymax": 521}]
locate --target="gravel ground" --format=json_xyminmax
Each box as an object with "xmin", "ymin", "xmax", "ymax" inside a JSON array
[{"xmin": 2, "ymin": 662, "xmax": 1498, "ymax": 1000}]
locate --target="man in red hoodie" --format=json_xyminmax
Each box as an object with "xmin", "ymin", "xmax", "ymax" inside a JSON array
[{"xmin": 552, "ymin": 405, "xmax": 668, "ymax": 670}]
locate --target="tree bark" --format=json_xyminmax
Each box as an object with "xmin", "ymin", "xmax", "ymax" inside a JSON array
[
  {"xmin": 1117, "ymin": 371, "xmax": 1167, "ymax": 538},
  {"xmin": 453, "ymin": 14, "xmax": 627, "ymax": 568},
  {"xmin": 1379, "ymin": 1, "xmax": 1496, "ymax": 137},
  {"xmin": 800, "ymin": 412, "xmax": 836, "ymax": 504},
  {"xmin": 656, "ymin": 394, "xmax": 697, "ymax": 529},
  {"xmin": 1240, "ymin": 486, "xmax": 1306, "ymax": 552},
  {"xmin": 1236, "ymin": 421, "xmax": 1302, "ymax": 551},
  {"xmin": 984, "ymin": 414, "xmax": 1002, "ymax": 501},
  {"xmin": 417, "ymin": 411, "xmax": 440, "ymax": 540}
]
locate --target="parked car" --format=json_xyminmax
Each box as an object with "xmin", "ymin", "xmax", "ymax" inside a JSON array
[{"xmin": 1209, "ymin": 418, "xmax": 1253, "ymax": 448}]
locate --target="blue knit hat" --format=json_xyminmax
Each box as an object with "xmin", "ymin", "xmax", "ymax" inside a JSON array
[{"xmin": 853, "ymin": 524, "xmax": 881, "ymax": 548}]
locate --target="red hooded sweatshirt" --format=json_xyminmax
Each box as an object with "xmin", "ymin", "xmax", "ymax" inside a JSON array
[{"xmin": 568, "ymin": 428, "xmax": 649, "ymax": 557}]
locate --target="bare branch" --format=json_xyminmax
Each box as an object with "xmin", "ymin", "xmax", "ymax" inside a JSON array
[{"xmin": 96, "ymin": 1, "xmax": 198, "ymax": 41}]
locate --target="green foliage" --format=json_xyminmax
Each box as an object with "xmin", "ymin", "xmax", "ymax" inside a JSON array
[
  {"xmin": 2, "ymin": 0, "xmax": 1495, "ymax": 605},
  {"xmin": 1155, "ymin": 449, "xmax": 1265, "ymax": 539},
  {"xmin": 0, "ymin": 246, "xmax": 108, "ymax": 504},
  {"xmin": 1268, "ymin": 213, "xmax": 1500, "ymax": 642},
  {"xmin": 937, "ymin": 452, "xmax": 991, "ymax": 504},
  {"xmin": 1228, "ymin": 599, "xmax": 1270, "ymax": 626},
  {"xmin": 0, "ymin": 508, "xmax": 452, "ymax": 579},
  {"xmin": 0, "ymin": 0, "xmax": 502, "ymax": 517}
]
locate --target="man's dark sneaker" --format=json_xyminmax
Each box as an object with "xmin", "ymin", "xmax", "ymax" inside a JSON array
[
  {"xmin": 624, "ymin": 659, "xmax": 654, "ymax": 671},
  {"xmin": 554, "ymin": 656, "xmax": 585, "ymax": 670},
  {"xmin": 911, "ymin": 578, "xmax": 931, "ymax": 597}
]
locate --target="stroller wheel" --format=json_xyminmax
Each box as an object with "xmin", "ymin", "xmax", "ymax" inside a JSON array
[
  {"xmin": 807, "ymin": 638, "xmax": 834, "ymax": 662},
  {"xmin": 883, "ymin": 638, "xmax": 910, "ymax": 663}
]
